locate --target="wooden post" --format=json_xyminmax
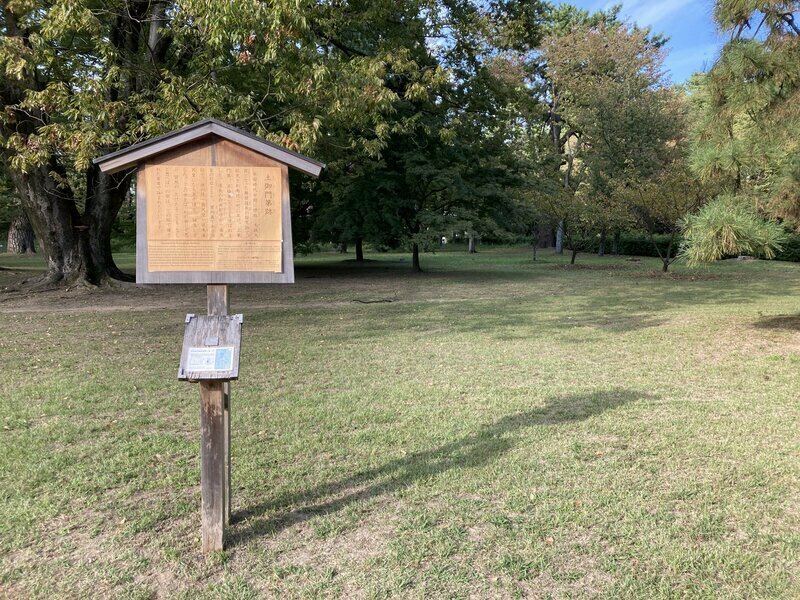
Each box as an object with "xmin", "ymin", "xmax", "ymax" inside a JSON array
[
  {"xmin": 94, "ymin": 122, "xmax": 325, "ymax": 556},
  {"xmin": 223, "ymin": 382, "xmax": 230, "ymax": 527},
  {"xmin": 207, "ymin": 285, "xmax": 231, "ymax": 527},
  {"xmin": 200, "ymin": 380, "xmax": 225, "ymax": 552}
]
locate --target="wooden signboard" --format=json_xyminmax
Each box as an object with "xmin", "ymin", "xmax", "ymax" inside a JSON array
[
  {"xmin": 95, "ymin": 118, "xmax": 324, "ymax": 284},
  {"xmin": 94, "ymin": 119, "xmax": 325, "ymax": 553},
  {"xmin": 146, "ymin": 166, "xmax": 282, "ymax": 274},
  {"xmin": 178, "ymin": 314, "xmax": 243, "ymax": 381},
  {"xmin": 135, "ymin": 142, "xmax": 293, "ymax": 284}
]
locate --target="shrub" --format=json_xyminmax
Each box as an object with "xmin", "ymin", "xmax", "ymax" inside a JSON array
[
  {"xmin": 568, "ymin": 233, "xmax": 679, "ymax": 258},
  {"xmin": 774, "ymin": 234, "xmax": 800, "ymax": 262},
  {"xmin": 566, "ymin": 231, "xmax": 800, "ymax": 262}
]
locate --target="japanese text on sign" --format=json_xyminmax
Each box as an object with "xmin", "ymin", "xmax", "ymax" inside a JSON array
[{"xmin": 145, "ymin": 166, "xmax": 282, "ymax": 272}]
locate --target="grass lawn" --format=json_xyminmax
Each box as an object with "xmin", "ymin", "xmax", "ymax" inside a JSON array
[{"xmin": 0, "ymin": 247, "xmax": 798, "ymax": 598}]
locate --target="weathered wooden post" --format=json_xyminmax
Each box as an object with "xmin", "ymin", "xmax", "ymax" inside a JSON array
[
  {"xmin": 206, "ymin": 284, "xmax": 231, "ymax": 525},
  {"xmin": 94, "ymin": 119, "xmax": 324, "ymax": 551},
  {"xmin": 180, "ymin": 312, "xmax": 242, "ymax": 551}
]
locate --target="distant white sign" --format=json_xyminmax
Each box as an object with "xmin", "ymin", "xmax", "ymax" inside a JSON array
[{"xmin": 186, "ymin": 347, "xmax": 234, "ymax": 372}]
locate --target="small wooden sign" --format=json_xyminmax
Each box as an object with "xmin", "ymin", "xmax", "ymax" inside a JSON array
[
  {"xmin": 93, "ymin": 118, "xmax": 325, "ymax": 285},
  {"xmin": 178, "ymin": 314, "xmax": 243, "ymax": 381},
  {"xmin": 93, "ymin": 120, "xmax": 325, "ymax": 553}
]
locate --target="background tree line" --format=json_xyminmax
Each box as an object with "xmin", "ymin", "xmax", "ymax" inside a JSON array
[{"xmin": 0, "ymin": 0, "xmax": 797, "ymax": 283}]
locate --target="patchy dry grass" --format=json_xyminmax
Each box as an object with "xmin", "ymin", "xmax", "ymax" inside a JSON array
[{"xmin": 0, "ymin": 248, "xmax": 799, "ymax": 598}]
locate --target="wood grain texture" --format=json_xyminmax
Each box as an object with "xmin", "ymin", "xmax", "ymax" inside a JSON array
[
  {"xmin": 200, "ymin": 380, "xmax": 225, "ymax": 552},
  {"xmin": 178, "ymin": 314, "xmax": 242, "ymax": 381},
  {"xmin": 207, "ymin": 285, "xmax": 232, "ymax": 526},
  {"xmin": 135, "ymin": 139, "xmax": 295, "ymax": 284},
  {"xmin": 215, "ymin": 138, "xmax": 282, "ymax": 167},
  {"xmin": 147, "ymin": 137, "xmax": 213, "ymax": 167},
  {"xmin": 223, "ymin": 381, "xmax": 231, "ymax": 525},
  {"xmin": 144, "ymin": 165, "xmax": 282, "ymax": 272},
  {"xmin": 207, "ymin": 284, "xmax": 229, "ymax": 315},
  {"xmin": 98, "ymin": 122, "xmax": 216, "ymax": 174},
  {"xmin": 135, "ymin": 166, "xmax": 148, "ymax": 284},
  {"xmin": 280, "ymin": 164, "xmax": 295, "ymax": 283},
  {"xmin": 95, "ymin": 119, "xmax": 324, "ymax": 176}
]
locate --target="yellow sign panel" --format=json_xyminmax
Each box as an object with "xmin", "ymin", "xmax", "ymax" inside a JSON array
[{"xmin": 145, "ymin": 166, "xmax": 282, "ymax": 272}]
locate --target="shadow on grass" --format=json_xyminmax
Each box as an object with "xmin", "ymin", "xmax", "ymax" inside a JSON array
[
  {"xmin": 752, "ymin": 314, "xmax": 800, "ymax": 331},
  {"xmin": 325, "ymin": 299, "xmax": 670, "ymax": 344},
  {"xmin": 229, "ymin": 388, "xmax": 646, "ymax": 546},
  {"xmin": 428, "ymin": 303, "xmax": 669, "ymax": 339},
  {"xmin": 293, "ymin": 253, "xmax": 793, "ymax": 314}
]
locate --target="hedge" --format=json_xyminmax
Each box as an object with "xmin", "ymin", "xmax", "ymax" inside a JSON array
[
  {"xmin": 566, "ymin": 232, "xmax": 800, "ymax": 262},
  {"xmin": 567, "ymin": 233, "xmax": 679, "ymax": 258}
]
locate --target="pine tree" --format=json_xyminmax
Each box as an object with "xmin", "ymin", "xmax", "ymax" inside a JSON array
[{"xmin": 684, "ymin": 0, "xmax": 799, "ymax": 261}]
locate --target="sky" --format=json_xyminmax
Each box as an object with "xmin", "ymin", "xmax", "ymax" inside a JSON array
[{"xmin": 560, "ymin": 0, "xmax": 727, "ymax": 83}]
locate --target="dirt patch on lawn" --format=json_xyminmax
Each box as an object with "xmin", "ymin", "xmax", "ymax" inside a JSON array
[
  {"xmin": 275, "ymin": 513, "xmax": 396, "ymax": 570},
  {"xmin": 2, "ymin": 508, "xmax": 130, "ymax": 599},
  {"xmin": 634, "ymin": 270, "xmax": 723, "ymax": 281}
]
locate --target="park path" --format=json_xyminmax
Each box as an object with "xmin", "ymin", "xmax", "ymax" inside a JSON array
[{"xmin": 0, "ymin": 290, "xmax": 497, "ymax": 315}]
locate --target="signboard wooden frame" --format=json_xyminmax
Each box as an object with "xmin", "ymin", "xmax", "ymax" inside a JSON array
[
  {"xmin": 93, "ymin": 120, "xmax": 325, "ymax": 553},
  {"xmin": 94, "ymin": 118, "xmax": 325, "ymax": 284},
  {"xmin": 135, "ymin": 139, "xmax": 294, "ymax": 284}
]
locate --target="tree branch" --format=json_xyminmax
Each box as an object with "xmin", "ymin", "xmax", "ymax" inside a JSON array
[{"xmin": 781, "ymin": 13, "xmax": 800, "ymax": 36}]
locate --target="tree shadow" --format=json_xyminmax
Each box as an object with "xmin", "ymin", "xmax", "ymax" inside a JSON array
[
  {"xmin": 228, "ymin": 388, "xmax": 647, "ymax": 547},
  {"xmin": 360, "ymin": 298, "xmax": 670, "ymax": 344},
  {"xmin": 752, "ymin": 314, "xmax": 800, "ymax": 331}
]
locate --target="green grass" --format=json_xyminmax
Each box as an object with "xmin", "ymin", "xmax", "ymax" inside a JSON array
[{"xmin": 0, "ymin": 248, "xmax": 799, "ymax": 598}]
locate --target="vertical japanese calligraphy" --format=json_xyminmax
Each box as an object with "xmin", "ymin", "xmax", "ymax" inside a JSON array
[{"xmin": 145, "ymin": 166, "xmax": 282, "ymax": 272}]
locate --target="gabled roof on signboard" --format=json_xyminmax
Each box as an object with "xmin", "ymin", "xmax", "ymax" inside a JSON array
[{"xmin": 93, "ymin": 118, "xmax": 325, "ymax": 177}]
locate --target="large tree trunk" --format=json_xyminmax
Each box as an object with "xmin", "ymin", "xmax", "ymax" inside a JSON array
[
  {"xmin": 598, "ymin": 231, "xmax": 606, "ymax": 256},
  {"xmin": 84, "ymin": 164, "xmax": 133, "ymax": 281},
  {"xmin": 6, "ymin": 212, "xmax": 35, "ymax": 254},
  {"xmin": 0, "ymin": 0, "xmax": 151, "ymax": 287},
  {"xmin": 7, "ymin": 161, "xmax": 88, "ymax": 285},
  {"xmin": 411, "ymin": 242, "xmax": 422, "ymax": 272},
  {"xmin": 612, "ymin": 230, "xmax": 621, "ymax": 255},
  {"xmin": 468, "ymin": 235, "xmax": 477, "ymax": 253},
  {"xmin": 355, "ymin": 237, "xmax": 364, "ymax": 261},
  {"xmin": 6, "ymin": 160, "xmax": 131, "ymax": 286},
  {"xmin": 555, "ymin": 221, "xmax": 564, "ymax": 254}
]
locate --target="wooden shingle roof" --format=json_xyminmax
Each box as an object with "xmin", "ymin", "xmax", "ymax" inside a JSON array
[{"xmin": 93, "ymin": 118, "xmax": 325, "ymax": 177}]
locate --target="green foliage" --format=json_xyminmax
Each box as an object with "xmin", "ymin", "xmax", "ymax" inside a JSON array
[
  {"xmin": 619, "ymin": 162, "xmax": 707, "ymax": 233},
  {"xmin": 773, "ymin": 232, "xmax": 800, "ymax": 262},
  {"xmin": 308, "ymin": 0, "xmax": 540, "ymax": 260},
  {"xmin": 534, "ymin": 21, "xmax": 683, "ymax": 259},
  {"xmin": 1, "ymin": 1, "xmax": 446, "ymax": 172},
  {"xmin": 569, "ymin": 232, "xmax": 681, "ymax": 258},
  {"xmin": 776, "ymin": 234, "xmax": 800, "ymax": 261},
  {"xmin": 681, "ymin": 195, "xmax": 787, "ymax": 263},
  {"xmin": 110, "ymin": 205, "xmax": 136, "ymax": 254},
  {"xmin": 542, "ymin": 23, "xmax": 672, "ymax": 190},
  {"xmin": 5, "ymin": 0, "xmax": 790, "ymax": 277},
  {"xmin": 0, "ymin": 167, "xmax": 17, "ymax": 225},
  {"xmin": 684, "ymin": 0, "xmax": 800, "ymax": 263}
]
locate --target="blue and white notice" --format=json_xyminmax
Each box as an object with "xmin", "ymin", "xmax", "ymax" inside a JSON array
[{"xmin": 186, "ymin": 346, "xmax": 234, "ymax": 372}]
